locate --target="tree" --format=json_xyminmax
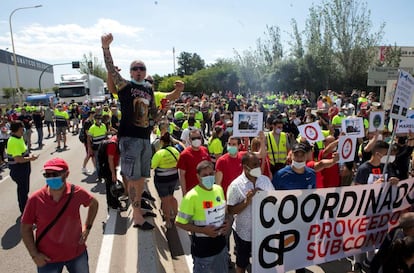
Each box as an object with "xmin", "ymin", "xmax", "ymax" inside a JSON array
[
  {"xmin": 80, "ymin": 52, "xmax": 107, "ymax": 81},
  {"xmin": 319, "ymin": 0, "xmax": 385, "ymax": 88},
  {"xmin": 177, "ymin": 52, "xmax": 205, "ymax": 76}
]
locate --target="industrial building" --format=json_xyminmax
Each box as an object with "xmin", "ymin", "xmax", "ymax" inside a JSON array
[{"xmin": 0, "ymin": 49, "xmax": 54, "ymax": 104}]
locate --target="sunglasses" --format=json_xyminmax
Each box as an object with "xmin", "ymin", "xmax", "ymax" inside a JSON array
[
  {"xmin": 131, "ymin": 66, "xmax": 146, "ymax": 71},
  {"xmin": 191, "ymin": 137, "xmax": 202, "ymax": 140},
  {"xmin": 43, "ymin": 172, "xmax": 63, "ymax": 178}
]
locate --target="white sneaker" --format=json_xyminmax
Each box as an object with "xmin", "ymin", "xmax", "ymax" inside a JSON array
[{"xmin": 82, "ymin": 168, "xmax": 91, "ymax": 175}]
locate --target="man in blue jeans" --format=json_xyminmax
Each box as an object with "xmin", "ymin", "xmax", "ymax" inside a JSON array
[{"xmin": 21, "ymin": 157, "xmax": 99, "ymax": 273}]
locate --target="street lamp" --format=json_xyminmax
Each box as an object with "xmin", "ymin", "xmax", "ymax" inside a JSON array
[
  {"xmin": 9, "ymin": 4, "xmax": 42, "ymax": 103},
  {"xmin": 4, "ymin": 48, "xmax": 13, "ymax": 90}
]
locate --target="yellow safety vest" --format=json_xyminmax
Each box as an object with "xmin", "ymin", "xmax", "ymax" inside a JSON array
[{"xmin": 266, "ymin": 132, "xmax": 288, "ymax": 165}]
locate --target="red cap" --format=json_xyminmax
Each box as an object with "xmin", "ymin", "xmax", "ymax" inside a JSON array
[{"xmin": 43, "ymin": 158, "xmax": 69, "ymax": 172}]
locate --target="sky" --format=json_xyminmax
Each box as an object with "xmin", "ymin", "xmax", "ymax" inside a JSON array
[{"xmin": 1, "ymin": 0, "xmax": 414, "ymax": 84}]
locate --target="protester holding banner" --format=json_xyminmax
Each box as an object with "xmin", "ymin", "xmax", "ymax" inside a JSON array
[
  {"xmin": 370, "ymin": 212, "xmax": 414, "ymax": 273},
  {"xmin": 380, "ymin": 236, "xmax": 414, "ymax": 273},
  {"xmin": 391, "ymin": 135, "xmax": 414, "ymax": 180},
  {"xmin": 272, "ymin": 142, "xmax": 315, "ymax": 273},
  {"xmin": 227, "ymin": 152, "xmax": 274, "ymax": 273},
  {"xmin": 175, "ymin": 160, "xmax": 229, "ymax": 273},
  {"xmin": 352, "ymin": 140, "xmax": 400, "ymax": 271}
]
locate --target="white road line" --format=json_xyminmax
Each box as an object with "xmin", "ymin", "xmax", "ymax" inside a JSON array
[
  {"xmin": 176, "ymin": 225, "xmax": 193, "ymax": 272},
  {"xmin": 0, "ymin": 175, "xmax": 10, "ymax": 185},
  {"xmin": 95, "ymin": 208, "xmax": 118, "ymax": 273}
]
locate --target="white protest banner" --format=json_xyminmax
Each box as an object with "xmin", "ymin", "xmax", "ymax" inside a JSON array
[
  {"xmin": 341, "ymin": 117, "xmax": 365, "ymax": 138},
  {"xmin": 297, "ymin": 122, "xmax": 325, "ymax": 143},
  {"xmin": 368, "ymin": 111, "xmax": 385, "ymax": 132},
  {"xmin": 390, "ymin": 70, "xmax": 414, "ymax": 121},
  {"xmin": 337, "ymin": 135, "xmax": 357, "ymax": 163},
  {"xmin": 252, "ymin": 179, "xmax": 414, "ymax": 273},
  {"xmin": 233, "ymin": 111, "xmax": 263, "ymax": 137},
  {"xmin": 396, "ymin": 110, "xmax": 414, "ymax": 134}
]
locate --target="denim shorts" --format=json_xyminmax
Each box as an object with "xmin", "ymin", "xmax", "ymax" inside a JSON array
[
  {"xmin": 193, "ymin": 247, "xmax": 228, "ymax": 273},
  {"xmin": 119, "ymin": 137, "xmax": 151, "ymax": 180}
]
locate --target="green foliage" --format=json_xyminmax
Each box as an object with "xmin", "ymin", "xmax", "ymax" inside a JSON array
[
  {"xmin": 177, "ymin": 52, "xmax": 205, "ymax": 76},
  {"xmin": 375, "ymin": 44, "xmax": 401, "ymax": 67},
  {"xmin": 80, "ymin": 52, "xmax": 107, "ymax": 81}
]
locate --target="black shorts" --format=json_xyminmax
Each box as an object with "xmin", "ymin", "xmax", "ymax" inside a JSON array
[{"xmin": 233, "ymin": 229, "xmax": 251, "ymax": 269}]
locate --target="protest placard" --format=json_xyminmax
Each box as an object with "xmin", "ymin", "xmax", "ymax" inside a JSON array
[
  {"xmin": 341, "ymin": 117, "xmax": 365, "ymax": 138},
  {"xmin": 252, "ymin": 180, "xmax": 414, "ymax": 273},
  {"xmin": 233, "ymin": 111, "xmax": 263, "ymax": 137},
  {"xmin": 338, "ymin": 135, "xmax": 357, "ymax": 163},
  {"xmin": 297, "ymin": 122, "xmax": 325, "ymax": 143}
]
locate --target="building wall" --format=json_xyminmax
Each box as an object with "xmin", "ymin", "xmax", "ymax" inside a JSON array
[
  {"xmin": 378, "ymin": 46, "xmax": 414, "ymax": 72},
  {"xmin": 0, "ymin": 49, "xmax": 54, "ymax": 91}
]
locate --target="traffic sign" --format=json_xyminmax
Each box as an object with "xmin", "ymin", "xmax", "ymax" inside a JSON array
[{"xmin": 368, "ymin": 66, "xmax": 399, "ymax": 80}]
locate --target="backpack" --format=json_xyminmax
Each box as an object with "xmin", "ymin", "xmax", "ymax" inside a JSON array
[
  {"xmin": 97, "ymin": 139, "xmax": 117, "ymax": 179},
  {"xmin": 79, "ymin": 127, "xmax": 86, "ymax": 143}
]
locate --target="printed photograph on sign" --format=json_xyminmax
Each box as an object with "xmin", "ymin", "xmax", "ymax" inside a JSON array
[
  {"xmin": 233, "ymin": 111, "xmax": 263, "ymax": 137},
  {"xmin": 396, "ymin": 110, "xmax": 414, "ymax": 134},
  {"xmin": 368, "ymin": 111, "xmax": 385, "ymax": 132},
  {"xmin": 390, "ymin": 70, "xmax": 414, "ymax": 121},
  {"xmin": 341, "ymin": 117, "xmax": 365, "ymax": 138}
]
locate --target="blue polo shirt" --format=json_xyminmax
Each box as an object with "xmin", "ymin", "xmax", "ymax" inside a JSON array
[{"xmin": 272, "ymin": 165, "xmax": 316, "ymax": 190}]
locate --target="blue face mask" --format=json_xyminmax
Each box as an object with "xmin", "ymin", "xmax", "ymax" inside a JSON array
[
  {"xmin": 46, "ymin": 177, "xmax": 64, "ymax": 190},
  {"xmin": 226, "ymin": 127, "xmax": 233, "ymax": 133},
  {"xmin": 131, "ymin": 79, "xmax": 146, "ymax": 85},
  {"xmin": 201, "ymin": 175, "xmax": 215, "ymax": 190},
  {"xmin": 227, "ymin": 145, "xmax": 238, "ymax": 155}
]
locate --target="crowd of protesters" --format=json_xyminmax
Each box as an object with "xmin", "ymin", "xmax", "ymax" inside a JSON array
[{"xmin": 5, "ymin": 59, "xmax": 414, "ymax": 273}]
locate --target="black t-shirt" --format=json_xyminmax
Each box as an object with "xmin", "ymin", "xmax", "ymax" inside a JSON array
[
  {"xmin": 118, "ymin": 82, "xmax": 156, "ymax": 139},
  {"xmin": 354, "ymin": 161, "xmax": 396, "ymax": 185},
  {"xmin": 32, "ymin": 113, "xmax": 43, "ymax": 128},
  {"xmin": 191, "ymin": 235, "xmax": 226, "ymax": 258}
]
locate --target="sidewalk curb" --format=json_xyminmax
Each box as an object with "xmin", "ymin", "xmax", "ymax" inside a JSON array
[{"xmin": 124, "ymin": 179, "xmax": 175, "ymax": 273}]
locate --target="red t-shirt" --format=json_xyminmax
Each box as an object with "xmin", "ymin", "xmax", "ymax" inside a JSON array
[
  {"xmin": 317, "ymin": 150, "xmax": 340, "ymax": 188},
  {"xmin": 176, "ymin": 146, "xmax": 211, "ymax": 192},
  {"xmin": 215, "ymin": 151, "xmax": 246, "ymax": 195},
  {"xmin": 107, "ymin": 136, "xmax": 120, "ymax": 167},
  {"xmin": 21, "ymin": 183, "xmax": 94, "ymax": 262}
]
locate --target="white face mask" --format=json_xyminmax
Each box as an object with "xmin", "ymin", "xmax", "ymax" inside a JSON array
[
  {"xmin": 191, "ymin": 139, "xmax": 202, "ymax": 148},
  {"xmin": 249, "ymin": 167, "xmax": 262, "ymax": 178},
  {"xmin": 292, "ymin": 160, "xmax": 306, "ymax": 169},
  {"xmin": 380, "ymin": 155, "xmax": 395, "ymax": 164}
]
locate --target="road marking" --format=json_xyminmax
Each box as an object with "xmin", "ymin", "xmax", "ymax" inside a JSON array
[
  {"xmin": 176, "ymin": 225, "xmax": 193, "ymax": 272},
  {"xmin": 95, "ymin": 208, "xmax": 118, "ymax": 273},
  {"xmin": 0, "ymin": 175, "xmax": 10, "ymax": 185}
]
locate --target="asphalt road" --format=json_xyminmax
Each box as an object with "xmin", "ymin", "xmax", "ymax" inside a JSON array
[{"xmin": 0, "ymin": 128, "xmax": 358, "ymax": 273}]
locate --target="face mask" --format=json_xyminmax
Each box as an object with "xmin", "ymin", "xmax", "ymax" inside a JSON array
[
  {"xmin": 338, "ymin": 112, "xmax": 344, "ymax": 116},
  {"xmin": 131, "ymin": 79, "xmax": 145, "ymax": 85},
  {"xmin": 46, "ymin": 177, "xmax": 64, "ymax": 190},
  {"xmin": 227, "ymin": 145, "xmax": 238, "ymax": 155},
  {"xmin": 226, "ymin": 127, "xmax": 233, "ymax": 133},
  {"xmin": 201, "ymin": 175, "xmax": 215, "ymax": 189},
  {"xmin": 191, "ymin": 139, "xmax": 202, "ymax": 148},
  {"xmin": 292, "ymin": 160, "xmax": 306, "ymax": 169},
  {"xmin": 381, "ymin": 155, "xmax": 396, "ymax": 164},
  {"xmin": 275, "ymin": 128, "xmax": 282, "ymax": 134},
  {"xmin": 249, "ymin": 167, "xmax": 262, "ymax": 178}
]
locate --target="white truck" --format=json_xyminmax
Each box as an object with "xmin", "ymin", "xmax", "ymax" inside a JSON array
[{"xmin": 57, "ymin": 74, "xmax": 107, "ymax": 103}]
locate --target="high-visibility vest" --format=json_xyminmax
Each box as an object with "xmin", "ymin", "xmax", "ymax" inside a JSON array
[{"xmin": 266, "ymin": 132, "xmax": 288, "ymax": 165}]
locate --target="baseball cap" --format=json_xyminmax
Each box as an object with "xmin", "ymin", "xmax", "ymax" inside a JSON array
[
  {"xmin": 292, "ymin": 143, "xmax": 307, "ymax": 153},
  {"xmin": 43, "ymin": 158, "xmax": 69, "ymax": 172}
]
